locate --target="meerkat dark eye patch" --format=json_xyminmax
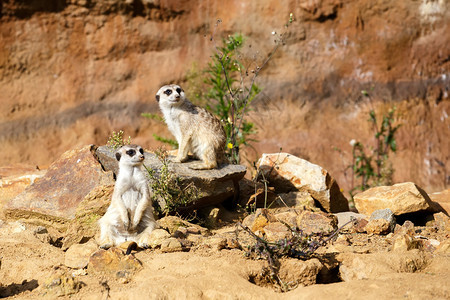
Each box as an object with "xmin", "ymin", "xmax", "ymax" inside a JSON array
[
  {"xmin": 139, "ymin": 148, "xmax": 144, "ymax": 155},
  {"xmin": 164, "ymin": 89, "xmax": 172, "ymax": 96},
  {"xmin": 176, "ymin": 87, "xmax": 182, "ymax": 94},
  {"xmin": 115, "ymin": 152, "xmax": 122, "ymax": 161},
  {"xmin": 126, "ymin": 149, "xmax": 136, "ymax": 156}
]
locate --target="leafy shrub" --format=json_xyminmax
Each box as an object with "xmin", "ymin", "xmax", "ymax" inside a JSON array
[{"xmin": 144, "ymin": 149, "xmax": 200, "ymax": 216}]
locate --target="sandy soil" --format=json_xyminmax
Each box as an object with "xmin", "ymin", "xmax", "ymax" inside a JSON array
[{"xmin": 0, "ymin": 217, "xmax": 449, "ymax": 300}]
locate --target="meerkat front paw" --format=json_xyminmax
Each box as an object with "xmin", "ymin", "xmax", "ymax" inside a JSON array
[
  {"xmin": 137, "ymin": 233, "xmax": 151, "ymax": 249},
  {"xmin": 99, "ymin": 238, "xmax": 113, "ymax": 250},
  {"xmin": 172, "ymin": 155, "xmax": 188, "ymax": 163}
]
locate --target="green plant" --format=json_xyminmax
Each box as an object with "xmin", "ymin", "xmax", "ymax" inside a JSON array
[
  {"xmin": 203, "ymin": 33, "xmax": 260, "ymax": 164},
  {"xmin": 106, "ymin": 130, "xmax": 131, "ymax": 149},
  {"xmin": 349, "ymin": 91, "xmax": 401, "ymax": 196},
  {"xmin": 144, "ymin": 149, "xmax": 200, "ymax": 216}
]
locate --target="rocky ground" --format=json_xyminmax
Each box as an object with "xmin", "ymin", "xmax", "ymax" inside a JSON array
[{"xmin": 0, "ymin": 146, "xmax": 449, "ymax": 299}]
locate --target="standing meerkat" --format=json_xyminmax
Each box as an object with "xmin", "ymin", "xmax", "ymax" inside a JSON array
[
  {"xmin": 99, "ymin": 144, "xmax": 157, "ymax": 249},
  {"xmin": 156, "ymin": 84, "xmax": 227, "ymax": 170}
]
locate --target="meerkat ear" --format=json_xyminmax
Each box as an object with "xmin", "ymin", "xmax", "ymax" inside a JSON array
[
  {"xmin": 115, "ymin": 152, "xmax": 122, "ymax": 161},
  {"xmin": 156, "ymin": 95, "xmax": 160, "ymax": 102}
]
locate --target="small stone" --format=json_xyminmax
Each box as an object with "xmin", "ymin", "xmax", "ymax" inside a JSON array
[
  {"xmin": 118, "ymin": 241, "xmax": 138, "ymax": 252},
  {"xmin": 200, "ymin": 206, "xmax": 221, "ymax": 228},
  {"xmin": 160, "ymin": 238, "xmax": 183, "ymax": 252},
  {"xmin": 242, "ymin": 210, "xmax": 272, "ymax": 233},
  {"xmin": 365, "ymin": 219, "xmax": 391, "ymax": 235},
  {"xmin": 203, "ymin": 236, "xmax": 227, "ymax": 251},
  {"xmin": 335, "ymin": 234, "xmax": 350, "ymax": 246},
  {"xmin": 12, "ymin": 222, "xmax": 26, "ymax": 233},
  {"xmin": 157, "ymin": 216, "xmax": 208, "ymax": 236},
  {"xmin": 186, "ymin": 227, "xmax": 201, "ymax": 234},
  {"xmin": 353, "ymin": 219, "xmax": 369, "ymax": 233},
  {"xmin": 433, "ymin": 212, "xmax": 450, "ymax": 231},
  {"xmin": 34, "ymin": 226, "xmax": 48, "ymax": 234},
  {"xmin": 419, "ymin": 238, "xmax": 440, "ymax": 252},
  {"xmin": 273, "ymin": 211, "xmax": 298, "ymax": 227},
  {"xmin": 263, "ymin": 222, "xmax": 290, "ymax": 242},
  {"xmin": 148, "ymin": 229, "xmax": 171, "ymax": 248},
  {"xmin": 40, "ymin": 273, "xmax": 83, "ymax": 297},
  {"xmin": 277, "ymin": 258, "xmax": 323, "ymax": 287},
  {"xmin": 436, "ymin": 239, "xmax": 450, "ymax": 253},
  {"xmin": 64, "ymin": 240, "xmax": 98, "ymax": 269},
  {"xmin": 334, "ymin": 212, "xmax": 368, "ymax": 228},
  {"xmin": 296, "ymin": 211, "xmax": 338, "ymax": 235},
  {"xmin": 88, "ymin": 248, "xmax": 142, "ymax": 275},
  {"xmin": 370, "ymin": 209, "xmax": 396, "ymax": 232}
]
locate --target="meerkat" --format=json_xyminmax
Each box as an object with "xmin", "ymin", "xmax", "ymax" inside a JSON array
[
  {"xmin": 156, "ymin": 84, "xmax": 226, "ymax": 170},
  {"xmin": 98, "ymin": 144, "xmax": 157, "ymax": 249}
]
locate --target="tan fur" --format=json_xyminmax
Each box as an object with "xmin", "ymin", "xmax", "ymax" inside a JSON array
[
  {"xmin": 98, "ymin": 145, "xmax": 157, "ymax": 249},
  {"xmin": 156, "ymin": 84, "xmax": 226, "ymax": 170}
]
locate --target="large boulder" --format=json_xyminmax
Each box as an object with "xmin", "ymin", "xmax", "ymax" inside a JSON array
[
  {"xmin": 3, "ymin": 145, "xmax": 114, "ymax": 231},
  {"xmin": 353, "ymin": 182, "xmax": 433, "ymax": 216},
  {"xmin": 256, "ymin": 153, "xmax": 349, "ymax": 213},
  {"xmin": 95, "ymin": 145, "xmax": 246, "ymax": 210}
]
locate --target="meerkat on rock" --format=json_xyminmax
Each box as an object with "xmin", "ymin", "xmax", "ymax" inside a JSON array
[
  {"xmin": 156, "ymin": 84, "xmax": 227, "ymax": 170},
  {"xmin": 99, "ymin": 144, "xmax": 157, "ymax": 249}
]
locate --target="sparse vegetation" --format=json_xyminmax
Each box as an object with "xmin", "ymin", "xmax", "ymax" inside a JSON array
[
  {"xmin": 144, "ymin": 148, "xmax": 200, "ymax": 217},
  {"xmin": 240, "ymin": 217, "xmax": 355, "ymax": 292},
  {"xmin": 106, "ymin": 130, "xmax": 131, "ymax": 149},
  {"xmin": 348, "ymin": 91, "xmax": 401, "ymax": 197}
]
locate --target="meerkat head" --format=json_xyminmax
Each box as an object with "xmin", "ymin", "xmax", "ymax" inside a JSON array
[
  {"xmin": 115, "ymin": 144, "xmax": 145, "ymax": 167},
  {"xmin": 155, "ymin": 84, "xmax": 185, "ymax": 106}
]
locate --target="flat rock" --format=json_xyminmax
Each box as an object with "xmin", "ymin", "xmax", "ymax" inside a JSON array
[
  {"xmin": 353, "ymin": 182, "xmax": 433, "ymax": 216},
  {"xmin": 95, "ymin": 145, "xmax": 246, "ymax": 210},
  {"xmin": 88, "ymin": 247, "xmax": 142, "ymax": 275},
  {"xmin": 256, "ymin": 153, "xmax": 348, "ymax": 213},
  {"xmin": 296, "ymin": 211, "xmax": 338, "ymax": 235},
  {"xmin": 3, "ymin": 145, "xmax": 114, "ymax": 231},
  {"xmin": 64, "ymin": 240, "xmax": 98, "ymax": 269}
]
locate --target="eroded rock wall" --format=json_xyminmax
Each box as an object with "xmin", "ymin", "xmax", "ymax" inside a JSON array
[{"xmin": 0, "ymin": 0, "xmax": 448, "ymax": 192}]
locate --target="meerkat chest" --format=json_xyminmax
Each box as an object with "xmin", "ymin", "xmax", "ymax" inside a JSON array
[{"xmin": 163, "ymin": 107, "xmax": 187, "ymax": 142}]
